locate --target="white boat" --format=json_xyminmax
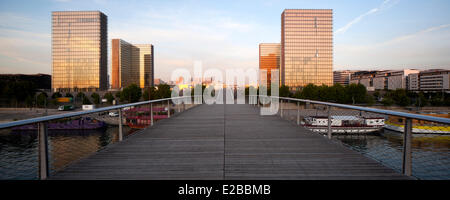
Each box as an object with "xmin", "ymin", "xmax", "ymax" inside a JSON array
[{"xmin": 302, "ymin": 116, "xmax": 385, "ymax": 134}]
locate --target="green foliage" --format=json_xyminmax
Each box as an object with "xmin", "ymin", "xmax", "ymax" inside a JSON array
[
  {"xmin": 0, "ymin": 80, "xmax": 36, "ymax": 102},
  {"xmin": 293, "ymin": 83, "xmax": 367, "ymax": 104},
  {"xmin": 279, "ymin": 85, "xmax": 291, "ymax": 97},
  {"xmin": 82, "ymin": 96, "xmax": 92, "ymax": 105},
  {"xmin": 346, "ymin": 83, "xmax": 367, "ymax": 104},
  {"xmin": 365, "ymin": 95, "xmax": 375, "ymax": 106},
  {"xmin": 103, "ymin": 92, "xmax": 115, "ymax": 104},
  {"xmin": 156, "ymin": 84, "xmax": 171, "ymax": 99},
  {"xmin": 373, "ymin": 91, "xmax": 381, "ymax": 100},
  {"xmin": 121, "ymin": 84, "xmax": 142, "ymax": 103},
  {"xmin": 415, "ymin": 92, "xmax": 428, "ymax": 107},
  {"xmin": 115, "ymin": 91, "xmax": 122, "ymax": 101},
  {"xmin": 52, "ymin": 92, "xmax": 62, "ymax": 99},
  {"xmin": 392, "ymin": 89, "xmax": 410, "ymax": 106},
  {"xmin": 36, "ymin": 92, "xmax": 48, "ymax": 107},
  {"xmin": 76, "ymin": 92, "xmax": 85, "ymax": 98},
  {"xmin": 299, "ymin": 84, "xmax": 319, "ymax": 100},
  {"xmin": 65, "ymin": 93, "xmax": 73, "ymax": 98},
  {"xmin": 91, "ymin": 93, "xmax": 100, "ymax": 104},
  {"xmin": 381, "ymin": 97, "xmax": 394, "ymax": 106},
  {"xmin": 383, "ymin": 89, "xmax": 411, "ymax": 107},
  {"xmin": 191, "ymin": 84, "xmax": 206, "ymax": 97},
  {"xmin": 143, "ymin": 87, "xmax": 156, "ymax": 101}
]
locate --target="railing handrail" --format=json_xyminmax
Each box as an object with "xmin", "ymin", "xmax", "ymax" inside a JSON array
[
  {"xmin": 253, "ymin": 95, "xmax": 450, "ymax": 125},
  {"xmin": 0, "ymin": 96, "xmax": 191, "ymax": 129}
]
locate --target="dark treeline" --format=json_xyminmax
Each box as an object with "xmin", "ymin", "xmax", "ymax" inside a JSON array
[
  {"xmin": 246, "ymin": 83, "xmax": 450, "ymax": 107},
  {"xmin": 1, "ymin": 80, "xmax": 449, "ymax": 108},
  {"xmin": 0, "ymin": 79, "xmax": 37, "ymax": 107}
]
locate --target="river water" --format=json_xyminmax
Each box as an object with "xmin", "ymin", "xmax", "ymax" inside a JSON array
[
  {"xmin": 0, "ymin": 127, "xmax": 449, "ymax": 180},
  {"xmin": 333, "ymin": 129, "xmax": 450, "ymax": 180},
  {"xmin": 0, "ymin": 125, "xmax": 135, "ymax": 180}
]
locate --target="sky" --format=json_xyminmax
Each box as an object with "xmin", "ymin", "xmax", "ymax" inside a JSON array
[{"xmin": 0, "ymin": 0, "xmax": 449, "ymax": 81}]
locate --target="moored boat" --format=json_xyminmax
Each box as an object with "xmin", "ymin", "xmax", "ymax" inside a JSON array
[
  {"xmin": 302, "ymin": 115, "xmax": 385, "ymax": 134},
  {"xmin": 12, "ymin": 117, "xmax": 106, "ymax": 131}
]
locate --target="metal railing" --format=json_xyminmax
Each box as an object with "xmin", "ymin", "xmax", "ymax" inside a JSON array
[
  {"xmin": 252, "ymin": 95, "xmax": 450, "ymax": 178},
  {"xmin": 0, "ymin": 96, "xmax": 194, "ymax": 180}
]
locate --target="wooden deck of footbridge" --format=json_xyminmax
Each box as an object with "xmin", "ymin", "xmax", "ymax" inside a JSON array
[{"xmin": 50, "ymin": 103, "xmax": 410, "ymax": 180}]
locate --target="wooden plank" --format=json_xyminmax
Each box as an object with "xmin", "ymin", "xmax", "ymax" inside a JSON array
[{"xmin": 50, "ymin": 103, "xmax": 411, "ymax": 180}]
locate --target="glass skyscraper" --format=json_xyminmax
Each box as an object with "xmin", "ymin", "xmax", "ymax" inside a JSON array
[
  {"xmin": 111, "ymin": 39, "xmax": 154, "ymax": 89},
  {"xmin": 281, "ymin": 9, "xmax": 333, "ymax": 90},
  {"xmin": 52, "ymin": 11, "xmax": 108, "ymax": 92},
  {"xmin": 259, "ymin": 43, "xmax": 280, "ymax": 88}
]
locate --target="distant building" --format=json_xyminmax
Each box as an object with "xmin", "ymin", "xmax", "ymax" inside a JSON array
[
  {"xmin": 350, "ymin": 69, "xmax": 420, "ymax": 91},
  {"xmin": 154, "ymin": 78, "xmax": 165, "ymax": 85},
  {"xmin": 111, "ymin": 39, "xmax": 154, "ymax": 89},
  {"xmin": 333, "ymin": 70, "xmax": 359, "ymax": 86},
  {"xmin": 259, "ymin": 43, "xmax": 280, "ymax": 88},
  {"xmin": 0, "ymin": 74, "xmax": 51, "ymax": 89},
  {"xmin": 414, "ymin": 69, "xmax": 450, "ymax": 92},
  {"xmin": 281, "ymin": 9, "xmax": 333, "ymax": 90},
  {"xmin": 407, "ymin": 73, "xmax": 420, "ymax": 91},
  {"xmin": 52, "ymin": 11, "xmax": 108, "ymax": 92},
  {"xmin": 350, "ymin": 71, "xmax": 378, "ymax": 91}
]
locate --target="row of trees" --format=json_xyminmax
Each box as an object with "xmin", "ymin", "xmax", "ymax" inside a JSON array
[
  {"xmin": 2, "ymin": 80, "xmax": 449, "ymax": 108},
  {"xmin": 0, "ymin": 80, "xmax": 37, "ymax": 107},
  {"xmin": 248, "ymin": 84, "xmax": 372, "ymax": 105},
  {"xmin": 376, "ymin": 89, "xmax": 450, "ymax": 107},
  {"xmin": 253, "ymin": 83, "xmax": 450, "ymax": 107}
]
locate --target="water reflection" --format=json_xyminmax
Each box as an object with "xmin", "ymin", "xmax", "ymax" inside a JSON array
[
  {"xmin": 334, "ymin": 129, "xmax": 450, "ymax": 180},
  {"xmin": 0, "ymin": 125, "xmax": 134, "ymax": 180}
]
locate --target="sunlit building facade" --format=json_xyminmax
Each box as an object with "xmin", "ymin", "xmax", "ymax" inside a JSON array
[
  {"xmin": 333, "ymin": 70, "xmax": 359, "ymax": 86},
  {"xmin": 52, "ymin": 11, "xmax": 108, "ymax": 92},
  {"xmin": 259, "ymin": 43, "xmax": 280, "ymax": 87},
  {"xmin": 111, "ymin": 39, "xmax": 154, "ymax": 89},
  {"xmin": 281, "ymin": 9, "xmax": 333, "ymax": 90}
]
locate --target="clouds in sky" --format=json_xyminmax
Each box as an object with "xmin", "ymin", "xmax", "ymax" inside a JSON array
[
  {"xmin": 335, "ymin": 0, "xmax": 400, "ymax": 35},
  {"xmin": 335, "ymin": 23, "xmax": 450, "ymax": 70}
]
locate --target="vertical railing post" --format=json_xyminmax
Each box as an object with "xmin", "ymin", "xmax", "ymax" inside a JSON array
[
  {"xmin": 38, "ymin": 122, "xmax": 49, "ymax": 180},
  {"xmin": 297, "ymin": 101, "xmax": 300, "ymax": 125},
  {"xmin": 150, "ymin": 103, "xmax": 153, "ymax": 126},
  {"xmin": 118, "ymin": 108, "xmax": 123, "ymax": 141},
  {"xmin": 183, "ymin": 97, "xmax": 186, "ymax": 111},
  {"xmin": 402, "ymin": 118, "xmax": 413, "ymax": 176},
  {"xmin": 280, "ymin": 99, "xmax": 283, "ymax": 118},
  {"xmin": 167, "ymin": 100, "xmax": 171, "ymax": 118},
  {"xmin": 327, "ymin": 105, "xmax": 332, "ymax": 139}
]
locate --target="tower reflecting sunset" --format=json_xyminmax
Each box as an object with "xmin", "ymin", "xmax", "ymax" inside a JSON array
[
  {"xmin": 52, "ymin": 11, "xmax": 108, "ymax": 92},
  {"xmin": 281, "ymin": 9, "xmax": 333, "ymax": 90},
  {"xmin": 259, "ymin": 43, "xmax": 280, "ymax": 88}
]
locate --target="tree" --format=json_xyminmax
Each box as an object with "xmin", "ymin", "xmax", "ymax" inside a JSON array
[
  {"xmin": 415, "ymin": 92, "xmax": 428, "ymax": 107},
  {"xmin": 299, "ymin": 84, "xmax": 318, "ymax": 100},
  {"xmin": 346, "ymin": 84, "xmax": 367, "ymax": 104},
  {"xmin": 279, "ymin": 85, "xmax": 291, "ymax": 97},
  {"xmin": 331, "ymin": 83, "xmax": 347, "ymax": 103},
  {"xmin": 381, "ymin": 97, "xmax": 394, "ymax": 106},
  {"xmin": 115, "ymin": 91, "xmax": 122, "ymax": 102},
  {"xmin": 91, "ymin": 93, "xmax": 100, "ymax": 104},
  {"xmin": 52, "ymin": 92, "xmax": 62, "ymax": 99},
  {"xmin": 121, "ymin": 84, "xmax": 142, "ymax": 103},
  {"xmin": 103, "ymin": 92, "xmax": 115, "ymax": 104},
  {"xmin": 373, "ymin": 91, "xmax": 381, "ymax": 101},
  {"xmin": 156, "ymin": 84, "xmax": 171, "ymax": 99},
  {"xmin": 36, "ymin": 92, "xmax": 48, "ymax": 108},
  {"xmin": 390, "ymin": 89, "xmax": 411, "ymax": 107},
  {"xmin": 82, "ymin": 96, "xmax": 92, "ymax": 105}
]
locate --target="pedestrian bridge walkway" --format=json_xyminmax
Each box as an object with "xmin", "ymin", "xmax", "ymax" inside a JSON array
[{"xmin": 51, "ymin": 103, "xmax": 410, "ymax": 180}]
